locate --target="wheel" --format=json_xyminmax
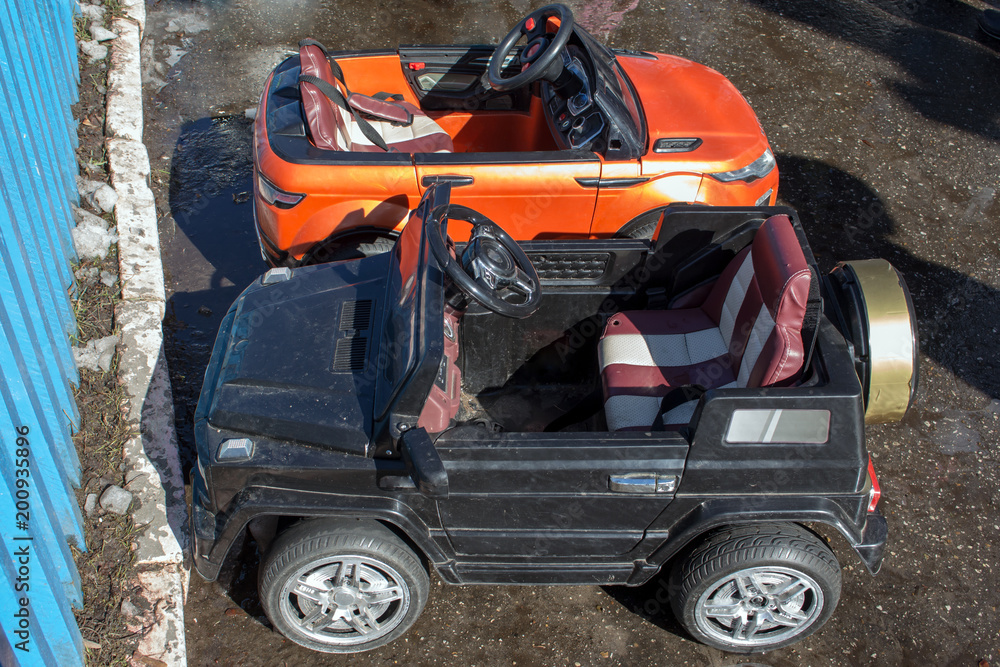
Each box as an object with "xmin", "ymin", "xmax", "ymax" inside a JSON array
[
  {"xmin": 618, "ymin": 221, "xmax": 657, "ymax": 240},
  {"xmin": 259, "ymin": 518, "xmax": 429, "ymax": 653},
  {"xmin": 670, "ymin": 523, "xmax": 841, "ymax": 653}
]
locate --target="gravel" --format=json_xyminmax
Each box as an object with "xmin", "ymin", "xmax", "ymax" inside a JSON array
[
  {"xmin": 99, "ymin": 485, "xmax": 134, "ymax": 515},
  {"xmin": 74, "ymin": 335, "xmax": 120, "ymax": 373},
  {"xmin": 91, "ymin": 25, "xmax": 118, "ymax": 43},
  {"xmin": 71, "ymin": 206, "xmax": 119, "ymax": 261},
  {"xmin": 84, "ymin": 493, "xmax": 99, "ymax": 517},
  {"xmin": 92, "ymin": 183, "xmax": 120, "ymax": 213},
  {"xmin": 80, "ymin": 40, "xmax": 108, "ymax": 62}
]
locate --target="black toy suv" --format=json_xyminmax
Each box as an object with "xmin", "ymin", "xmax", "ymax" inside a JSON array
[{"xmin": 191, "ymin": 184, "xmax": 917, "ymax": 654}]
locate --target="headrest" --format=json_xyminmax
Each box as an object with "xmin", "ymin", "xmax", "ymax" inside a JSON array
[
  {"xmin": 750, "ymin": 215, "xmax": 811, "ymax": 321},
  {"xmin": 298, "ymin": 43, "xmax": 347, "ymax": 151},
  {"xmin": 299, "ymin": 43, "xmax": 342, "ymax": 90}
]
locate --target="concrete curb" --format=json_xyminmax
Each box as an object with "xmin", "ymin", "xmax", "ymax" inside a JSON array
[{"xmin": 105, "ymin": 3, "xmax": 189, "ymax": 665}]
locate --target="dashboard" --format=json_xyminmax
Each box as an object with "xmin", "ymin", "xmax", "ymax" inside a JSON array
[{"xmin": 542, "ymin": 49, "xmax": 607, "ymax": 152}]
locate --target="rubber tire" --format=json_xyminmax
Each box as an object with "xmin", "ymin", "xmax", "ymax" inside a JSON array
[
  {"xmin": 614, "ymin": 209, "xmax": 662, "ymax": 240},
  {"xmin": 306, "ymin": 234, "xmax": 396, "ymax": 264},
  {"xmin": 259, "ymin": 518, "xmax": 429, "ymax": 654},
  {"xmin": 620, "ymin": 221, "xmax": 657, "ymax": 240},
  {"xmin": 669, "ymin": 523, "xmax": 841, "ymax": 653}
]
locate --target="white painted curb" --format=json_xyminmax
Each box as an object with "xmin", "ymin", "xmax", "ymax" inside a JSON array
[{"xmin": 105, "ymin": 4, "xmax": 189, "ymax": 666}]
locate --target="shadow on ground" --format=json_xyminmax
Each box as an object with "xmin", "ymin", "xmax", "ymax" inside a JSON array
[
  {"xmin": 746, "ymin": 0, "xmax": 1000, "ymax": 141},
  {"xmin": 163, "ymin": 115, "xmax": 266, "ymax": 468},
  {"xmin": 775, "ymin": 153, "xmax": 1000, "ymax": 403}
]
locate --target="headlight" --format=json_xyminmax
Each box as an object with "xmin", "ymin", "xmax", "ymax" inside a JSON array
[{"xmin": 709, "ymin": 148, "xmax": 776, "ymax": 183}]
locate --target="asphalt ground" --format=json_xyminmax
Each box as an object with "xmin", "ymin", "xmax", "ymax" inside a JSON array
[{"xmin": 143, "ymin": 1, "xmax": 1000, "ymax": 664}]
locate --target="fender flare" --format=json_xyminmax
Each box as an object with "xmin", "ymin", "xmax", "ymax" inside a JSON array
[
  {"xmin": 192, "ymin": 486, "xmax": 451, "ymax": 582},
  {"xmin": 637, "ymin": 496, "xmax": 886, "ymax": 582}
]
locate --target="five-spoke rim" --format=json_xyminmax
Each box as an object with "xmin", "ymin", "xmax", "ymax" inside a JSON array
[
  {"xmin": 278, "ymin": 555, "xmax": 411, "ymax": 647},
  {"xmin": 694, "ymin": 566, "xmax": 824, "ymax": 648}
]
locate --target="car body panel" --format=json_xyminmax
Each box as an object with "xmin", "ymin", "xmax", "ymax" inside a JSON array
[
  {"xmin": 193, "ymin": 191, "xmax": 895, "ymax": 588},
  {"xmin": 252, "ymin": 27, "xmax": 779, "ymax": 264}
]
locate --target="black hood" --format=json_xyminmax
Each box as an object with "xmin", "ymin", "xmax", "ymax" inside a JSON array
[{"xmin": 202, "ymin": 256, "xmax": 390, "ymax": 455}]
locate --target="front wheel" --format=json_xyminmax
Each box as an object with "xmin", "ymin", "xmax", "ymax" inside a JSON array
[
  {"xmin": 260, "ymin": 518, "xmax": 429, "ymax": 653},
  {"xmin": 670, "ymin": 523, "xmax": 841, "ymax": 653}
]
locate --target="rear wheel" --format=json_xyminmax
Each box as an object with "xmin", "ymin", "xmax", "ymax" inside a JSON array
[
  {"xmin": 260, "ymin": 519, "xmax": 429, "ymax": 653},
  {"xmin": 670, "ymin": 523, "xmax": 841, "ymax": 653}
]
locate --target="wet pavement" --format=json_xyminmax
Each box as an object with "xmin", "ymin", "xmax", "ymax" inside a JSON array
[{"xmin": 142, "ymin": 0, "xmax": 1000, "ymax": 664}]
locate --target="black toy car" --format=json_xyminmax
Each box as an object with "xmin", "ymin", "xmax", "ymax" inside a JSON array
[{"xmin": 190, "ymin": 184, "xmax": 917, "ymax": 654}]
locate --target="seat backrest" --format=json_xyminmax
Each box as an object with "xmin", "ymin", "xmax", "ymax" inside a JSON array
[
  {"xmin": 699, "ymin": 215, "xmax": 811, "ymax": 388},
  {"xmin": 299, "ymin": 43, "xmax": 353, "ymax": 151}
]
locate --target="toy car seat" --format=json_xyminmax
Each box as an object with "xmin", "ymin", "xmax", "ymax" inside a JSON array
[
  {"xmin": 298, "ymin": 40, "xmax": 453, "ymax": 154},
  {"xmin": 599, "ymin": 215, "xmax": 812, "ymax": 431}
]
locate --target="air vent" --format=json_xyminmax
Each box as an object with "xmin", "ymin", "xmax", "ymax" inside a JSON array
[
  {"xmin": 333, "ymin": 336, "xmax": 367, "ymax": 372},
  {"xmin": 340, "ymin": 300, "xmax": 373, "ymax": 331}
]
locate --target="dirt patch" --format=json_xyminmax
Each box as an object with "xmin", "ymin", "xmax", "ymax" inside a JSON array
[
  {"xmin": 69, "ymin": 4, "xmax": 146, "ymax": 664},
  {"xmin": 70, "ymin": 250, "xmax": 140, "ymax": 664}
]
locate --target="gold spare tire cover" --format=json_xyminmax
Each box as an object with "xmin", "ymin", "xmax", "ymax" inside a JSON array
[{"xmin": 840, "ymin": 260, "xmax": 918, "ymax": 423}]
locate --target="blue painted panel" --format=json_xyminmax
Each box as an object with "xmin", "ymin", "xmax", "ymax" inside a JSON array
[
  {"xmin": 0, "ymin": 156, "xmax": 79, "ymax": 382},
  {"xmin": 0, "ymin": 14, "xmax": 77, "ymax": 338},
  {"xmin": 9, "ymin": 1, "xmax": 81, "ymax": 243},
  {"xmin": 0, "ymin": 1, "xmax": 104, "ymax": 665},
  {"xmin": 0, "ymin": 275, "xmax": 84, "ymax": 528},
  {"xmin": 0, "ymin": 403, "xmax": 83, "ymax": 605}
]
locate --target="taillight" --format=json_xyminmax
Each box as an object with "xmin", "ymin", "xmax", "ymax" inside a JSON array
[
  {"xmin": 867, "ymin": 456, "xmax": 881, "ymax": 512},
  {"xmin": 257, "ymin": 173, "xmax": 305, "ymax": 209}
]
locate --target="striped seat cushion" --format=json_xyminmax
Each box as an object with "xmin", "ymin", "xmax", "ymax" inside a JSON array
[
  {"xmin": 299, "ymin": 44, "xmax": 453, "ymax": 154},
  {"xmin": 600, "ymin": 215, "xmax": 812, "ymax": 431}
]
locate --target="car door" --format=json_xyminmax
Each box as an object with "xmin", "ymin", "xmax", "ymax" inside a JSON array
[
  {"xmin": 414, "ymin": 152, "xmax": 601, "ymax": 241},
  {"xmin": 432, "ymin": 430, "xmax": 688, "ymax": 558},
  {"xmin": 397, "ymin": 46, "xmax": 602, "ymax": 240}
]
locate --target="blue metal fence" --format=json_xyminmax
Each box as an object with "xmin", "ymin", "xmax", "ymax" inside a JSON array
[{"xmin": 1, "ymin": 0, "xmax": 88, "ymax": 665}]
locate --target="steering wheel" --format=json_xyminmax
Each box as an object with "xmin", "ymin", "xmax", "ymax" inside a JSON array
[
  {"xmin": 426, "ymin": 203, "xmax": 542, "ymax": 319},
  {"xmin": 487, "ymin": 4, "xmax": 575, "ymax": 93}
]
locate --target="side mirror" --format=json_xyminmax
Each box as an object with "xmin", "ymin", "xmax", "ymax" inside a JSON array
[{"xmin": 399, "ymin": 428, "xmax": 449, "ymax": 499}]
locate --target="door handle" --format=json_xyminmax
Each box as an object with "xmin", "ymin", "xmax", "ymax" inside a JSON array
[
  {"xmin": 574, "ymin": 177, "xmax": 650, "ymax": 189},
  {"xmin": 421, "ymin": 175, "xmax": 474, "ymax": 187},
  {"xmin": 609, "ymin": 473, "xmax": 678, "ymax": 494}
]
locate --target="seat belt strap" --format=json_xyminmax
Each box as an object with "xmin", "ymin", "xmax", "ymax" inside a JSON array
[
  {"xmin": 298, "ymin": 74, "xmax": 391, "ymax": 152},
  {"xmin": 298, "ymin": 39, "xmax": 347, "ymax": 85}
]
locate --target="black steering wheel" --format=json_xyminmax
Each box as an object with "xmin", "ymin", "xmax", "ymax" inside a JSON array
[
  {"xmin": 426, "ymin": 204, "xmax": 542, "ymax": 319},
  {"xmin": 487, "ymin": 4, "xmax": 575, "ymax": 92}
]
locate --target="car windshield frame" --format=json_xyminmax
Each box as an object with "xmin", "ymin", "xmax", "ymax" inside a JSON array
[
  {"xmin": 372, "ymin": 186, "xmax": 449, "ymax": 431},
  {"xmin": 572, "ymin": 27, "xmax": 648, "ymax": 159}
]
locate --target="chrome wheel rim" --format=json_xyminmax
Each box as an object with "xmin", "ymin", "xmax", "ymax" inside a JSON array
[
  {"xmin": 694, "ymin": 566, "xmax": 825, "ymax": 649},
  {"xmin": 278, "ymin": 555, "xmax": 410, "ymax": 647}
]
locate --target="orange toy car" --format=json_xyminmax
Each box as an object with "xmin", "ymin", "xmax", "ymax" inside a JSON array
[{"xmin": 253, "ymin": 3, "xmax": 778, "ymax": 266}]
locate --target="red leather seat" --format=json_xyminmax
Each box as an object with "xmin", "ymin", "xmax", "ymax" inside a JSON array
[
  {"xmin": 599, "ymin": 215, "xmax": 812, "ymax": 431},
  {"xmin": 298, "ymin": 43, "xmax": 453, "ymax": 154}
]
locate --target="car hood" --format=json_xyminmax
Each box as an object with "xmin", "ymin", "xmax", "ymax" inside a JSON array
[
  {"xmin": 201, "ymin": 256, "xmax": 390, "ymax": 455},
  {"xmin": 617, "ymin": 52, "xmax": 770, "ymax": 173}
]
